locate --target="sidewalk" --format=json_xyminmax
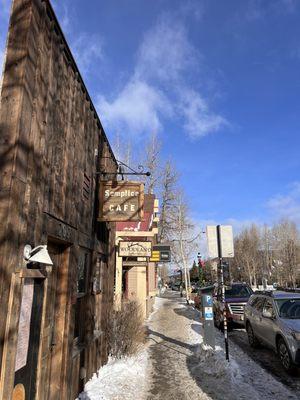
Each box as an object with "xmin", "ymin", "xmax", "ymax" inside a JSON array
[
  {"xmin": 146, "ymin": 291, "xmax": 209, "ymax": 400},
  {"xmin": 78, "ymin": 291, "xmax": 297, "ymax": 400}
]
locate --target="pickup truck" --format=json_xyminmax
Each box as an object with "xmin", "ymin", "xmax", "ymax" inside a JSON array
[{"xmin": 214, "ymin": 283, "xmax": 253, "ymax": 330}]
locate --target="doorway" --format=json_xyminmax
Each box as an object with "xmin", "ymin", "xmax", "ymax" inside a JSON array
[{"xmin": 13, "ymin": 278, "xmax": 44, "ymax": 399}]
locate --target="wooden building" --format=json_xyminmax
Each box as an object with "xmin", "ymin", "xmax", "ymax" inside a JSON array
[
  {"xmin": 115, "ymin": 195, "xmax": 159, "ymax": 317},
  {"xmin": 0, "ymin": 1, "xmax": 117, "ymax": 399}
]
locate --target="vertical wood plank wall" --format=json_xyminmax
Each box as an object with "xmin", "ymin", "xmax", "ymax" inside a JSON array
[{"xmin": 0, "ymin": 0, "xmax": 117, "ymax": 398}]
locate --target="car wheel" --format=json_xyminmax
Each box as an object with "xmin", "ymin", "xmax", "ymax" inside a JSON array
[
  {"xmin": 246, "ymin": 323, "xmax": 259, "ymax": 347},
  {"xmin": 277, "ymin": 338, "xmax": 295, "ymax": 373}
]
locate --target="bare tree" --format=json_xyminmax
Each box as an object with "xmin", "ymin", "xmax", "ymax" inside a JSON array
[
  {"xmin": 143, "ymin": 132, "xmax": 161, "ymax": 194},
  {"xmin": 168, "ymin": 191, "xmax": 199, "ymax": 301},
  {"xmin": 272, "ymin": 220, "xmax": 299, "ymax": 287},
  {"xmin": 232, "ymin": 224, "xmax": 261, "ymax": 287},
  {"xmin": 158, "ymin": 160, "xmax": 178, "ymax": 243}
]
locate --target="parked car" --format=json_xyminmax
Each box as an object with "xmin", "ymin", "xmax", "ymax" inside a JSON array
[
  {"xmin": 244, "ymin": 290, "xmax": 300, "ymax": 372},
  {"xmin": 214, "ymin": 283, "xmax": 253, "ymax": 329},
  {"xmin": 171, "ymin": 282, "xmax": 181, "ymax": 291}
]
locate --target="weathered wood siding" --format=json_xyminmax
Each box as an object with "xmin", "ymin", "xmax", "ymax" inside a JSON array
[{"xmin": 0, "ymin": 0, "xmax": 117, "ymax": 399}]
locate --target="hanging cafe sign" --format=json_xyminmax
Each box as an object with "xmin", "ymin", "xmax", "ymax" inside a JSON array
[
  {"xmin": 119, "ymin": 241, "xmax": 152, "ymax": 257},
  {"xmin": 98, "ymin": 181, "xmax": 144, "ymax": 222}
]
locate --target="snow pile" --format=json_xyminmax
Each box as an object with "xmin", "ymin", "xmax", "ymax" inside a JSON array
[
  {"xmin": 77, "ymin": 349, "xmax": 148, "ymax": 400},
  {"xmin": 188, "ymin": 308, "xmax": 298, "ymax": 400},
  {"xmin": 147, "ymin": 296, "xmax": 164, "ymax": 321},
  {"xmin": 77, "ymin": 298, "xmax": 162, "ymax": 400}
]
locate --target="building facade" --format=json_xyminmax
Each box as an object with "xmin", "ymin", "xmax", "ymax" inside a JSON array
[
  {"xmin": 0, "ymin": 1, "xmax": 117, "ymax": 399},
  {"xmin": 115, "ymin": 195, "xmax": 159, "ymax": 317}
]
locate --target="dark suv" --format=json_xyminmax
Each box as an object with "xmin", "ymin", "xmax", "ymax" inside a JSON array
[{"xmin": 214, "ymin": 283, "xmax": 253, "ymax": 329}]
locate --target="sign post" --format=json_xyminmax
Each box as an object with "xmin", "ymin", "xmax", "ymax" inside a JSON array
[{"xmin": 207, "ymin": 225, "xmax": 234, "ymax": 361}]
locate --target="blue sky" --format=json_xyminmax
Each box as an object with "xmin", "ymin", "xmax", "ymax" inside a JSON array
[{"xmin": 1, "ymin": 0, "xmax": 300, "ymax": 233}]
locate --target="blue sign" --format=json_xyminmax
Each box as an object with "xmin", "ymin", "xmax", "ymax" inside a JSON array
[
  {"xmin": 204, "ymin": 306, "xmax": 213, "ymax": 320},
  {"xmin": 206, "ymin": 295, "xmax": 213, "ymax": 306}
]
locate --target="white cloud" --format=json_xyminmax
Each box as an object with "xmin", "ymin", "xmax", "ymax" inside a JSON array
[
  {"xmin": 135, "ymin": 16, "xmax": 196, "ymax": 84},
  {"xmin": 98, "ymin": 79, "xmax": 172, "ymax": 136},
  {"xmin": 267, "ymin": 182, "xmax": 300, "ymax": 224},
  {"xmin": 178, "ymin": 88, "xmax": 228, "ymax": 137},
  {"xmin": 51, "ymin": 0, "xmax": 72, "ymax": 35},
  {"xmin": 51, "ymin": 1, "xmax": 105, "ymax": 81},
  {"xmin": 99, "ymin": 13, "xmax": 227, "ymax": 139},
  {"xmin": 71, "ymin": 33, "xmax": 104, "ymax": 78}
]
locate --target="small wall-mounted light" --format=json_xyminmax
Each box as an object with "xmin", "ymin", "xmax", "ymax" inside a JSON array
[{"xmin": 23, "ymin": 245, "xmax": 53, "ymax": 266}]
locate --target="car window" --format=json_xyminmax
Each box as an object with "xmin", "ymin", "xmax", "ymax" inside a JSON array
[
  {"xmin": 248, "ymin": 296, "xmax": 257, "ymax": 306},
  {"xmin": 225, "ymin": 285, "xmax": 252, "ymax": 298},
  {"xmin": 252, "ymin": 297, "xmax": 265, "ymax": 311},
  {"xmin": 275, "ymin": 298, "xmax": 300, "ymax": 319},
  {"xmin": 263, "ymin": 299, "xmax": 275, "ymax": 316}
]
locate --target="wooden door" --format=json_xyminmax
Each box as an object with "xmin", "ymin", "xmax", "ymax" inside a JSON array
[
  {"xmin": 13, "ymin": 278, "xmax": 44, "ymax": 399},
  {"xmin": 38, "ymin": 241, "xmax": 70, "ymax": 400}
]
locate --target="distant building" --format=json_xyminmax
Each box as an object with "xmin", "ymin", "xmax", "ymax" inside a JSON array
[{"xmin": 115, "ymin": 195, "xmax": 159, "ymax": 317}]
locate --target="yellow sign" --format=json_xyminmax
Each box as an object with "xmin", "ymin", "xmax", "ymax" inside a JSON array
[{"xmin": 150, "ymin": 251, "xmax": 160, "ymax": 262}]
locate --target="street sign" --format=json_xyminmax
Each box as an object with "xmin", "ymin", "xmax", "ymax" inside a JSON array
[
  {"xmin": 219, "ymin": 225, "xmax": 234, "ymax": 258},
  {"xmin": 119, "ymin": 241, "xmax": 152, "ymax": 257},
  {"xmin": 206, "ymin": 225, "xmax": 234, "ymax": 258},
  {"xmin": 204, "ymin": 306, "xmax": 213, "ymax": 320},
  {"xmin": 150, "ymin": 250, "xmax": 160, "ymax": 262},
  {"xmin": 207, "ymin": 225, "xmax": 219, "ymax": 259},
  {"xmin": 98, "ymin": 181, "xmax": 144, "ymax": 222},
  {"xmin": 149, "ymin": 245, "xmax": 171, "ymax": 262}
]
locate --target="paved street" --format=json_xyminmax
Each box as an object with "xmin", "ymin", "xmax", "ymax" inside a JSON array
[{"xmin": 229, "ymin": 328, "xmax": 300, "ymax": 395}]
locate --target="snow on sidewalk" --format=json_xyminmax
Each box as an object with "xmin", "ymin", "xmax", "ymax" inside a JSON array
[
  {"xmin": 77, "ymin": 298, "xmax": 164, "ymax": 400},
  {"xmin": 77, "ymin": 293, "xmax": 298, "ymax": 400},
  {"xmin": 189, "ymin": 307, "xmax": 298, "ymax": 400},
  {"xmin": 77, "ymin": 350, "xmax": 148, "ymax": 400}
]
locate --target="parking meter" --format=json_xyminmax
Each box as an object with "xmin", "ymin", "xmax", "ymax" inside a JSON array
[{"xmin": 199, "ymin": 285, "xmax": 215, "ymax": 349}]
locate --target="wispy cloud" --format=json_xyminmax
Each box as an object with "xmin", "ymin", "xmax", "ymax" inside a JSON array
[
  {"xmin": 98, "ymin": 12, "xmax": 227, "ymax": 139},
  {"xmin": 134, "ymin": 16, "xmax": 197, "ymax": 84},
  {"xmin": 99, "ymin": 80, "xmax": 172, "ymax": 136},
  {"xmin": 178, "ymin": 88, "xmax": 227, "ymax": 137},
  {"xmin": 71, "ymin": 33, "xmax": 104, "ymax": 77},
  {"xmin": 267, "ymin": 182, "xmax": 300, "ymax": 224},
  {"xmin": 51, "ymin": 1, "xmax": 105, "ymax": 81},
  {"xmin": 51, "ymin": 0, "xmax": 72, "ymax": 35}
]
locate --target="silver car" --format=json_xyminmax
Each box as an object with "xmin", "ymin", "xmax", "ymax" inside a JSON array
[{"xmin": 244, "ymin": 290, "xmax": 300, "ymax": 372}]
